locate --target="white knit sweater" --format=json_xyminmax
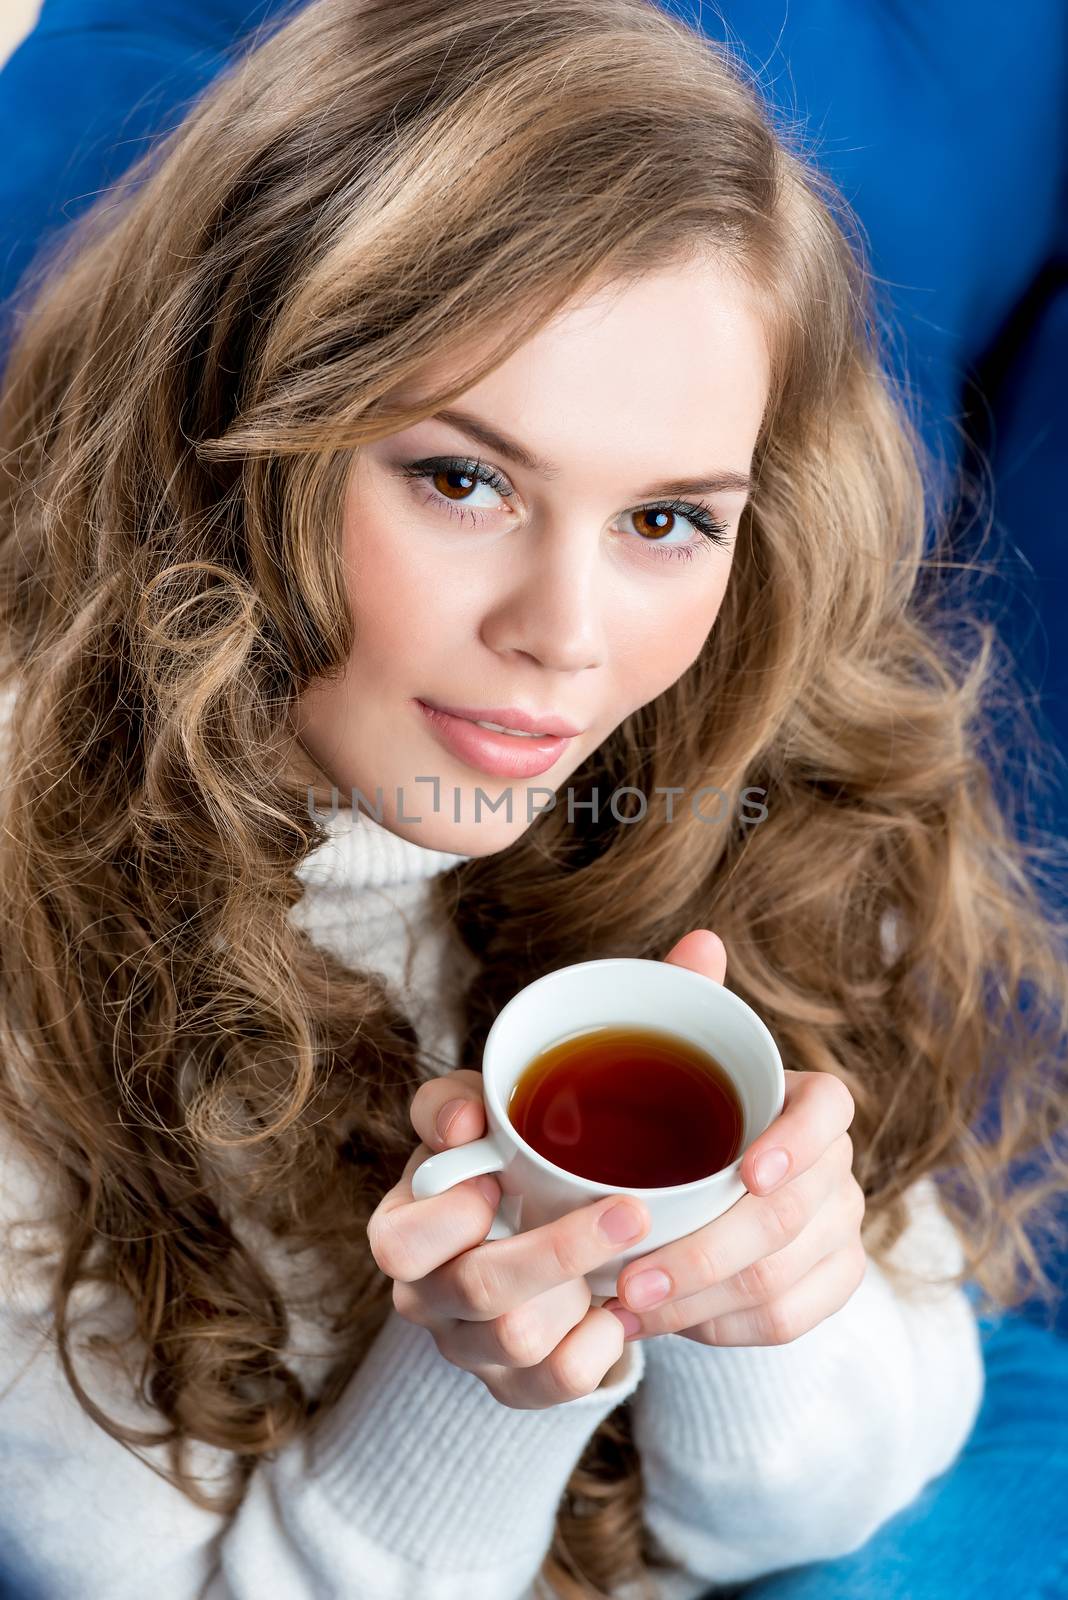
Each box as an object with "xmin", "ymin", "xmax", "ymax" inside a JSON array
[{"xmin": 0, "ymin": 798, "xmax": 986, "ymax": 1600}]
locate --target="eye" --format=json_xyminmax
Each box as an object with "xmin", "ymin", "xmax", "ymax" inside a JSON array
[
  {"xmin": 397, "ymin": 456, "xmax": 513, "ymax": 526},
  {"xmin": 396, "ymin": 455, "xmax": 733, "ymax": 560},
  {"xmin": 621, "ymin": 500, "xmax": 733, "ymax": 561}
]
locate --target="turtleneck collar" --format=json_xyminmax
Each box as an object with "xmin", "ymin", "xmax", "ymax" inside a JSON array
[{"xmin": 294, "ymin": 803, "xmax": 471, "ymax": 893}]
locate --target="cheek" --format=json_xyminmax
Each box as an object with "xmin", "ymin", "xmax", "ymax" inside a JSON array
[
  {"xmin": 339, "ymin": 504, "xmax": 459, "ymax": 668},
  {"xmin": 618, "ymin": 564, "xmax": 730, "ymax": 693}
]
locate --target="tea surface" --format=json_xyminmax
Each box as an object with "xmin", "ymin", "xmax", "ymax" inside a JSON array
[{"xmin": 507, "ymin": 1023, "xmax": 743, "ymax": 1187}]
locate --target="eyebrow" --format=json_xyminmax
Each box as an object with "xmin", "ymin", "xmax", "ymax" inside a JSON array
[{"xmin": 432, "ymin": 407, "xmax": 753, "ymax": 500}]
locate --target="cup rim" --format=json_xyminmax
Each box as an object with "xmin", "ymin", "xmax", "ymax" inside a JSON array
[{"xmin": 481, "ymin": 956, "xmax": 785, "ymax": 1196}]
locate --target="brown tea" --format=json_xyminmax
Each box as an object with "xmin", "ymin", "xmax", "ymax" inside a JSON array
[{"xmin": 507, "ymin": 1023, "xmax": 744, "ymax": 1188}]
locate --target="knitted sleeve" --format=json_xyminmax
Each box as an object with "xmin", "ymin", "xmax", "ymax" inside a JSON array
[
  {"xmin": 630, "ymin": 1175, "xmax": 985, "ymax": 1587},
  {"xmin": 0, "ymin": 1130, "xmax": 645, "ymax": 1600}
]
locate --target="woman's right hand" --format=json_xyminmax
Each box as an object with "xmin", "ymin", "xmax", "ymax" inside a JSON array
[{"xmin": 366, "ymin": 1069, "xmax": 650, "ymax": 1410}]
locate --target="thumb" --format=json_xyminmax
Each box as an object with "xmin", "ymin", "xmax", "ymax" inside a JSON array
[
  {"xmin": 409, "ymin": 1068, "xmax": 488, "ymax": 1153},
  {"xmin": 661, "ymin": 928, "xmax": 727, "ymax": 985}
]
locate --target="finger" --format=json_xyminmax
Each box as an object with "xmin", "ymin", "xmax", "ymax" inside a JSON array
[
  {"xmin": 606, "ymin": 1166, "xmax": 858, "ymax": 1337},
  {"xmin": 429, "ymin": 1276, "xmax": 592, "ymax": 1370},
  {"xmin": 683, "ymin": 1241, "xmax": 868, "ymax": 1348},
  {"xmin": 615, "ymin": 1152, "xmax": 839, "ymax": 1315},
  {"xmin": 741, "ymin": 1068, "xmax": 856, "ymax": 1197},
  {"xmin": 367, "ymin": 1141, "xmax": 500, "ymax": 1283},
  {"xmin": 422, "ymin": 1192, "xmax": 651, "ymax": 1322},
  {"xmin": 491, "ymin": 1303, "xmax": 631, "ymax": 1410},
  {"xmin": 662, "ymin": 928, "xmax": 727, "ymax": 984},
  {"xmin": 408, "ymin": 1068, "xmax": 489, "ymax": 1153}
]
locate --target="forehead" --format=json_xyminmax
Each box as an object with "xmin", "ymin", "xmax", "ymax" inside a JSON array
[{"xmin": 397, "ymin": 259, "xmax": 770, "ymax": 485}]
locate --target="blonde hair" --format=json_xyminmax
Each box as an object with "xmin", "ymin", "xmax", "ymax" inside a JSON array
[{"xmin": 1, "ymin": 2, "xmax": 1066, "ymax": 1594}]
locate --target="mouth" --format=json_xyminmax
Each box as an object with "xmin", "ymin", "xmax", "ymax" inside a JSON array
[
  {"xmin": 414, "ymin": 699, "xmax": 579, "ymax": 780},
  {"xmin": 418, "ymin": 699, "xmax": 583, "ymax": 738}
]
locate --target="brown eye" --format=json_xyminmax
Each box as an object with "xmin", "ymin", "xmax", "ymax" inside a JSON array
[
  {"xmin": 632, "ymin": 507, "xmax": 677, "ymax": 541},
  {"xmin": 431, "ymin": 466, "xmax": 478, "ymax": 501},
  {"xmin": 622, "ymin": 498, "xmax": 733, "ymax": 558},
  {"xmin": 399, "ymin": 455, "xmax": 514, "ymax": 524}
]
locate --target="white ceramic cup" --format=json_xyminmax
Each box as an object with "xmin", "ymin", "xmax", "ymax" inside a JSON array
[{"xmin": 410, "ymin": 956, "xmax": 785, "ymax": 1299}]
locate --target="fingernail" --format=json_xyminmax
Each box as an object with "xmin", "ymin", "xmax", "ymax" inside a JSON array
[
  {"xmin": 599, "ymin": 1201, "xmax": 646, "ymax": 1242},
  {"xmin": 474, "ymin": 1175, "xmax": 499, "ymax": 1206},
  {"xmin": 754, "ymin": 1147, "xmax": 790, "ymax": 1190},
  {"xmin": 436, "ymin": 1098, "xmax": 467, "ymax": 1144},
  {"xmin": 605, "ymin": 1303, "xmax": 642, "ymax": 1337},
  {"xmin": 624, "ymin": 1269, "xmax": 671, "ymax": 1310}
]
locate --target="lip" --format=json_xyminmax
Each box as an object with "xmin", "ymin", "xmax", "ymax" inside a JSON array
[
  {"xmin": 415, "ymin": 699, "xmax": 578, "ymax": 779},
  {"xmin": 419, "ymin": 700, "xmax": 583, "ymax": 738}
]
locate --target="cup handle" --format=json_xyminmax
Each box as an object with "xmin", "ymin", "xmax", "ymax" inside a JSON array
[{"xmin": 410, "ymin": 1135, "xmax": 516, "ymax": 1241}]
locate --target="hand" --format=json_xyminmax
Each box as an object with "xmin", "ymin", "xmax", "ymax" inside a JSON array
[
  {"xmin": 366, "ymin": 1068, "xmax": 652, "ymax": 1410},
  {"xmin": 601, "ymin": 930, "xmax": 867, "ymax": 1348}
]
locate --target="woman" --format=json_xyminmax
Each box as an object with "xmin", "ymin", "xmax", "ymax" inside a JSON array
[{"xmin": 0, "ymin": 2, "xmax": 1065, "ymax": 1597}]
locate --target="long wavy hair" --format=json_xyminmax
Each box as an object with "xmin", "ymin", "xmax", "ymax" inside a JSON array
[{"xmin": 2, "ymin": 1, "xmax": 1067, "ymax": 1594}]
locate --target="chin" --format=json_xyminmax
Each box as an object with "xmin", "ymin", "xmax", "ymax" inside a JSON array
[{"xmin": 393, "ymin": 811, "xmax": 526, "ymax": 859}]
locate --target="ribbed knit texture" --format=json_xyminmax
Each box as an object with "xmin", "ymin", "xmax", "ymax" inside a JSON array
[
  {"xmin": 295, "ymin": 801, "xmax": 471, "ymax": 891},
  {"xmin": 286, "ymin": 802, "xmax": 480, "ymax": 1078},
  {"xmin": 0, "ymin": 749, "xmax": 988, "ymax": 1599}
]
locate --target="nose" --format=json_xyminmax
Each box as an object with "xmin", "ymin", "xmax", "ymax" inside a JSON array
[{"xmin": 478, "ymin": 524, "xmax": 604, "ymax": 673}]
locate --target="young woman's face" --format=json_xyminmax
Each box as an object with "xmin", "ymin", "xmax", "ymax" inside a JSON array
[{"xmin": 291, "ymin": 257, "xmax": 770, "ymax": 856}]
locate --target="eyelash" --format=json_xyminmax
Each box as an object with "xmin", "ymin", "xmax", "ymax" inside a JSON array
[{"xmin": 396, "ymin": 455, "xmax": 733, "ymax": 561}]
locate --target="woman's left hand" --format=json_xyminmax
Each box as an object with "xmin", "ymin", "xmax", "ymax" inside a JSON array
[{"xmin": 601, "ymin": 930, "xmax": 868, "ymax": 1347}]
